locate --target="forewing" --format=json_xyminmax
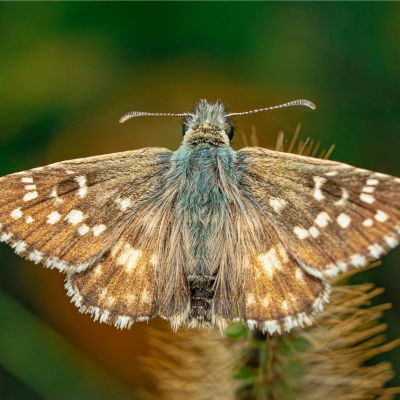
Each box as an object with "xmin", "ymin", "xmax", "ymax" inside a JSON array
[
  {"xmin": 244, "ymin": 243, "xmax": 329, "ymax": 334},
  {"xmin": 0, "ymin": 148, "xmax": 171, "ymax": 273},
  {"xmin": 238, "ymin": 147, "xmax": 400, "ymax": 278},
  {"xmin": 65, "ymin": 236, "xmax": 157, "ymax": 328}
]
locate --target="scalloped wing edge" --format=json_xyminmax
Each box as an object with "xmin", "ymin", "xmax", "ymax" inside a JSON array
[
  {"xmin": 299, "ymin": 226, "xmax": 400, "ymax": 280},
  {"xmin": 0, "ymin": 222, "xmax": 98, "ymax": 273},
  {"xmin": 65, "ymin": 273, "xmax": 330, "ymax": 335}
]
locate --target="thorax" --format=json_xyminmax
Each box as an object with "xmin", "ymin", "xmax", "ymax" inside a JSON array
[{"xmin": 171, "ymin": 143, "xmax": 236, "ymax": 206}]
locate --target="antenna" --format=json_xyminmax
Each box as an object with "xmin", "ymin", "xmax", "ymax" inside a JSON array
[
  {"xmin": 119, "ymin": 111, "xmax": 188, "ymax": 124},
  {"xmin": 119, "ymin": 98, "xmax": 316, "ymax": 124},
  {"xmin": 227, "ymin": 99, "xmax": 316, "ymax": 117}
]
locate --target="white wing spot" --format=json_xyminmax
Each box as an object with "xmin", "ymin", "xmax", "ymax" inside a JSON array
[
  {"xmin": 350, "ymin": 253, "xmax": 368, "ymax": 267},
  {"xmin": 21, "ymin": 177, "xmax": 33, "ymax": 183},
  {"xmin": 10, "ymin": 208, "xmax": 23, "ymax": 220},
  {"xmin": 117, "ymin": 243, "xmax": 142, "ymax": 272},
  {"xmin": 50, "ymin": 187, "xmax": 64, "ymax": 205},
  {"xmin": 93, "ymin": 264, "xmax": 103, "ymax": 275},
  {"xmin": 269, "ymin": 197, "xmax": 287, "ymax": 213},
  {"xmin": 24, "ymin": 184, "xmax": 36, "ymax": 190},
  {"xmin": 294, "ymin": 226, "xmax": 310, "ymax": 240},
  {"xmin": 385, "ymin": 235, "xmax": 399, "ymax": 249},
  {"xmin": 313, "ymin": 176, "xmax": 327, "ymax": 201},
  {"xmin": 325, "ymin": 262, "xmax": 348, "ymax": 277},
  {"xmin": 375, "ymin": 210, "xmax": 389, "ymax": 223},
  {"xmin": 281, "ymin": 300, "xmax": 289, "ymax": 312},
  {"xmin": 115, "ymin": 198, "xmax": 132, "ymax": 211},
  {"xmin": 126, "ymin": 294, "xmax": 136, "ymax": 304},
  {"xmin": 360, "ymin": 193, "xmax": 375, "ymax": 204},
  {"xmin": 337, "ymin": 213, "xmax": 351, "ymax": 229},
  {"xmin": 25, "ymin": 216, "xmax": 33, "ymax": 224},
  {"xmin": 338, "ymin": 261, "xmax": 348, "ymax": 273},
  {"xmin": 295, "ymin": 268, "xmax": 304, "ymax": 280},
  {"xmin": 366, "ymin": 178, "xmax": 379, "ymax": 186},
  {"xmin": 47, "ymin": 211, "xmax": 61, "ymax": 224},
  {"xmin": 262, "ymin": 297, "xmax": 270, "ymax": 308},
  {"xmin": 363, "ymin": 218, "xmax": 374, "ymax": 227},
  {"xmin": 368, "ymin": 243, "xmax": 385, "ymax": 259},
  {"xmin": 65, "ymin": 209, "xmax": 84, "ymax": 225},
  {"xmin": 246, "ymin": 293, "xmax": 255, "ymax": 306},
  {"xmin": 92, "ymin": 224, "xmax": 106, "ymax": 236},
  {"xmin": 334, "ymin": 188, "xmax": 349, "ymax": 207},
  {"xmin": 75, "ymin": 175, "xmax": 88, "ymax": 198},
  {"xmin": 362, "ymin": 186, "xmax": 375, "ymax": 193},
  {"xmin": 23, "ymin": 191, "xmax": 38, "ymax": 202},
  {"xmin": 314, "ymin": 211, "xmax": 331, "ymax": 228},
  {"xmin": 106, "ymin": 296, "xmax": 116, "ymax": 307},
  {"xmin": 258, "ymin": 247, "xmax": 286, "ymax": 277},
  {"xmin": 325, "ymin": 170, "xmax": 338, "ymax": 176},
  {"xmin": 77, "ymin": 224, "xmax": 90, "ymax": 236},
  {"xmin": 309, "ymin": 226, "xmax": 320, "ymax": 238}
]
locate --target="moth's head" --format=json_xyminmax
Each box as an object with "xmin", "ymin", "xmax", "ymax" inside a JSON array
[
  {"xmin": 119, "ymin": 99, "xmax": 316, "ymax": 147},
  {"xmin": 182, "ymin": 100, "xmax": 234, "ymax": 146}
]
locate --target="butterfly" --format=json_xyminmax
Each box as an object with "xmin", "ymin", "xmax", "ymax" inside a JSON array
[{"xmin": 0, "ymin": 99, "xmax": 399, "ymax": 335}]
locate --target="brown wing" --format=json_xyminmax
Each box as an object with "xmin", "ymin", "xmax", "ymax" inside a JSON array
[
  {"xmin": 65, "ymin": 236, "xmax": 157, "ymax": 328},
  {"xmin": 0, "ymin": 148, "xmax": 172, "ymax": 273},
  {"xmin": 238, "ymin": 146, "xmax": 400, "ymax": 279},
  {"xmin": 243, "ymin": 244, "xmax": 329, "ymax": 334}
]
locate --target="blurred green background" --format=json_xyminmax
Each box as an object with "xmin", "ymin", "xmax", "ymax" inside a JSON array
[{"xmin": 1, "ymin": 2, "xmax": 400, "ymax": 399}]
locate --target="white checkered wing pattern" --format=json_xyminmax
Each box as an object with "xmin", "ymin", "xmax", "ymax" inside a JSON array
[
  {"xmin": 239, "ymin": 147, "xmax": 400, "ymax": 279},
  {"xmin": 0, "ymin": 148, "xmax": 172, "ymax": 273}
]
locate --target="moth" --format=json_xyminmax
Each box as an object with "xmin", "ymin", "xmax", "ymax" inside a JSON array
[{"xmin": 0, "ymin": 99, "xmax": 399, "ymax": 335}]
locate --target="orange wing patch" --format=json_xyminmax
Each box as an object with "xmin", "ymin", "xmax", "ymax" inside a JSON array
[
  {"xmin": 244, "ymin": 244, "xmax": 330, "ymax": 334},
  {"xmin": 65, "ymin": 237, "xmax": 157, "ymax": 329}
]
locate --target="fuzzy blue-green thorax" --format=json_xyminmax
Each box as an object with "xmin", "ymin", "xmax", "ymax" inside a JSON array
[{"xmin": 182, "ymin": 100, "xmax": 234, "ymax": 146}]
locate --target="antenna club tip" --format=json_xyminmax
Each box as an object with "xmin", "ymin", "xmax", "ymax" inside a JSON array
[
  {"xmin": 119, "ymin": 113, "xmax": 134, "ymax": 124},
  {"xmin": 301, "ymin": 99, "xmax": 316, "ymax": 111}
]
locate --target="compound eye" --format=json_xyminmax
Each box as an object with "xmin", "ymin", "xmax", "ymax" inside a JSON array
[
  {"xmin": 226, "ymin": 126, "xmax": 235, "ymax": 141},
  {"xmin": 182, "ymin": 124, "xmax": 188, "ymax": 136}
]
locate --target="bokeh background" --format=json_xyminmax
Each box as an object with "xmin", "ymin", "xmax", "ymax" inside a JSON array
[{"xmin": 1, "ymin": 2, "xmax": 400, "ymax": 399}]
